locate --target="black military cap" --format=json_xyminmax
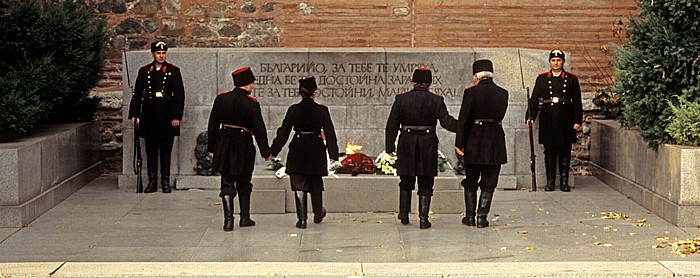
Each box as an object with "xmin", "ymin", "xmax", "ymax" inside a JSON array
[
  {"xmin": 472, "ymin": 59, "xmax": 493, "ymax": 75},
  {"xmin": 150, "ymin": 41, "xmax": 168, "ymax": 52},
  {"xmin": 411, "ymin": 68, "xmax": 432, "ymax": 84},
  {"xmin": 299, "ymin": 76, "xmax": 318, "ymax": 92},
  {"xmin": 232, "ymin": 67, "xmax": 256, "ymax": 87},
  {"xmin": 549, "ymin": 49, "xmax": 565, "ymax": 61}
]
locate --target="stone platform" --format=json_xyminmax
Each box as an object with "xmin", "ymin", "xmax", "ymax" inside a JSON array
[{"xmin": 0, "ymin": 122, "xmax": 102, "ymax": 227}]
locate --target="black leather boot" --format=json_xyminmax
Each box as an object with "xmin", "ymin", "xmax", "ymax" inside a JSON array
[
  {"xmin": 294, "ymin": 191, "xmax": 308, "ymax": 229},
  {"xmin": 238, "ymin": 193, "xmax": 256, "ymax": 227},
  {"xmin": 476, "ymin": 191, "xmax": 494, "ymax": 228},
  {"xmin": 310, "ymin": 191, "xmax": 326, "ymax": 224},
  {"xmin": 418, "ymin": 195, "xmax": 432, "ymax": 229},
  {"xmin": 161, "ymin": 176, "xmax": 172, "ymax": 193},
  {"xmin": 544, "ymin": 154, "xmax": 557, "ymax": 191},
  {"xmin": 145, "ymin": 171, "xmax": 158, "ymax": 193},
  {"xmin": 462, "ymin": 190, "xmax": 477, "ymax": 226},
  {"xmin": 398, "ymin": 190, "xmax": 411, "ymax": 225},
  {"xmin": 559, "ymin": 154, "xmax": 571, "ymax": 192},
  {"xmin": 221, "ymin": 195, "xmax": 235, "ymax": 232},
  {"xmin": 160, "ymin": 150, "xmax": 172, "ymax": 193}
]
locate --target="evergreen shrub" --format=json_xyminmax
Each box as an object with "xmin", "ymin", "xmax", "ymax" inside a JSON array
[
  {"xmin": 666, "ymin": 97, "xmax": 700, "ymax": 147},
  {"xmin": 0, "ymin": 0, "xmax": 108, "ymax": 141},
  {"xmin": 613, "ymin": 0, "xmax": 700, "ymax": 149}
]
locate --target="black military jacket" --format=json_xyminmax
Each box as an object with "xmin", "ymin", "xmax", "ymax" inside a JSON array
[
  {"xmin": 527, "ymin": 70, "xmax": 582, "ymax": 145},
  {"xmin": 128, "ymin": 61, "xmax": 185, "ymax": 138},
  {"xmin": 455, "ymin": 79, "xmax": 509, "ymax": 165},
  {"xmin": 386, "ymin": 87, "xmax": 458, "ymax": 176},
  {"xmin": 207, "ymin": 88, "xmax": 271, "ymax": 175},
  {"xmin": 270, "ymin": 98, "xmax": 339, "ymax": 176}
]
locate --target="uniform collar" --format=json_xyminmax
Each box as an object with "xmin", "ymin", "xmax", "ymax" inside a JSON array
[
  {"xmin": 547, "ymin": 70, "xmax": 566, "ymax": 78},
  {"xmin": 149, "ymin": 61, "xmax": 169, "ymax": 73},
  {"xmin": 233, "ymin": 87, "xmax": 251, "ymax": 95}
]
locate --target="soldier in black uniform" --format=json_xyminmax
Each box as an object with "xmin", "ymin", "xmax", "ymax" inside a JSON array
[
  {"xmin": 207, "ymin": 67, "xmax": 272, "ymax": 232},
  {"xmin": 526, "ymin": 50, "xmax": 582, "ymax": 192},
  {"xmin": 454, "ymin": 60, "xmax": 509, "ymax": 228},
  {"xmin": 386, "ymin": 68, "xmax": 458, "ymax": 229},
  {"xmin": 129, "ymin": 41, "xmax": 185, "ymax": 194},
  {"xmin": 270, "ymin": 77, "xmax": 339, "ymax": 229}
]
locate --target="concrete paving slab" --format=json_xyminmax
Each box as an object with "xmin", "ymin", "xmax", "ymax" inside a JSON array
[
  {"xmin": 1, "ymin": 174, "xmax": 700, "ymax": 277},
  {"xmin": 0, "ymin": 262, "xmax": 62, "ymax": 277}
]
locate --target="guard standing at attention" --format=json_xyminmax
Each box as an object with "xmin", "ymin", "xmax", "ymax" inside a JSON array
[
  {"xmin": 207, "ymin": 67, "xmax": 272, "ymax": 232},
  {"xmin": 386, "ymin": 68, "xmax": 458, "ymax": 229},
  {"xmin": 454, "ymin": 60, "xmax": 508, "ymax": 228},
  {"xmin": 129, "ymin": 40, "xmax": 185, "ymax": 194},
  {"xmin": 526, "ymin": 50, "xmax": 582, "ymax": 192}
]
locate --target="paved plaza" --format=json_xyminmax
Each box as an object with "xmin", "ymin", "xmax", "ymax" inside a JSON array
[{"xmin": 1, "ymin": 174, "xmax": 699, "ymax": 277}]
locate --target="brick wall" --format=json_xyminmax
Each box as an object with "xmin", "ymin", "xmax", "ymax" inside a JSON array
[
  {"xmin": 96, "ymin": 0, "xmax": 637, "ymax": 93},
  {"xmin": 88, "ymin": 0, "xmax": 637, "ymax": 172}
]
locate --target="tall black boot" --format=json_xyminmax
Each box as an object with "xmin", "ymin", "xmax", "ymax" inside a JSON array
[
  {"xmin": 294, "ymin": 191, "xmax": 308, "ymax": 229},
  {"xmin": 160, "ymin": 148, "xmax": 172, "ymax": 194},
  {"xmin": 221, "ymin": 195, "xmax": 235, "ymax": 231},
  {"xmin": 419, "ymin": 195, "xmax": 432, "ymax": 229},
  {"xmin": 161, "ymin": 175, "xmax": 171, "ymax": 193},
  {"xmin": 559, "ymin": 154, "xmax": 571, "ymax": 192},
  {"xmin": 461, "ymin": 190, "xmax": 477, "ymax": 226},
  {"xmin": 310, "ymin": 191, "xmax": 326, "ymax": 224},
  {"xmin": 145, "ymin": 171, "xmax": 158, "ymax": 193},
  {"xmin": 476, "ymin": 191, "xmax": 494, "ymax": 228},
  {"xmin": 144, "ymin": 147, "xmax": 158, "ymax": 193},
  {"xmin": 397, "ymin": 190, "xmax": 411, "ymax": 225},
  {"xmin": 544, "ymin": 154, "xmax": 557, "ymax": 191},
  {"xmin": 238, "ymin": 193, "xmax": 256, "ymax": 227}
]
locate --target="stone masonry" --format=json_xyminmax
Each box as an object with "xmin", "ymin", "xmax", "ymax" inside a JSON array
[{"xmin": 79, "ymin": 0, "xmax": 638, "ymax": 172}]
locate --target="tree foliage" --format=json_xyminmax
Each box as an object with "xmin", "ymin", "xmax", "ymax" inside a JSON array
[
  {"xmin": 0, "ymin": 0, "xmax": 108, "ymax": 141},
  {"xmin": 614, "ymin": 0, "xmax": 700, "ymax": 149}
]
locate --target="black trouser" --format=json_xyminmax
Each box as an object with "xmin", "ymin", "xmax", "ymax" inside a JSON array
[
  {"xmin": 544, "ymin": 144, "xmax": 572, "ymax": 162},
  {"xmin": 399, "ymin": 175, "xmax": 435, "ymax": 196},
  {"xmin": 461, "ymin": 165, "xmax": 501, "ymax": 193},
  {"xmin": 220, "ymin": 173, "xmax": 253, "ymax": 198},
  {"xmin": 145, "ymin": 136, "xmax": 174, "ymax": 177}
]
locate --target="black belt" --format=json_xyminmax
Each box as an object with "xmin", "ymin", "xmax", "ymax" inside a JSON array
[
  {"xmin": 401, "ymin": 125, "xmax": 435, "ymax": 134},
  {"xmin": 295, "ymin": 131, "xmax": 321, "ymax": 137},
  {"xmin": 221, "ymin": 124, "xmax": 251, "ymax": 133},
  {"xmin": 473, "ymin": 119, "xmax": 501, "ymax": 126},
  {"xmin": 543, "ymin": 97, "xmax": 572, "ymax": 105}
]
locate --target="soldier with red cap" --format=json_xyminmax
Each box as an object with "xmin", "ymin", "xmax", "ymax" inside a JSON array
[
  {"xmin": 207, "ymin": 67, "xmax": 273, "ymax": 232},
  {"xmin": 454, "ymin": 59, "xmax": 509, "ymax": 228},
  {"xmin": 526, "ymin": 50, "xmax": 582, "ymax": 192},
  {"xmin": 270, "ymin": 77, "xmax": 339, "ymax": 229},
  {"xmin": 129, "ymin": 40, "xmax": 185, "ymax": 194},
  {"xmin": 386, "ymin": 68, "xmax": 458, "ymax": 229}
]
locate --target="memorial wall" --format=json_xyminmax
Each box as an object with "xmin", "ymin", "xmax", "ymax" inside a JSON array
[{"xmin": 120, "ymin": 48, "xmax": 561, "ymax": 189}]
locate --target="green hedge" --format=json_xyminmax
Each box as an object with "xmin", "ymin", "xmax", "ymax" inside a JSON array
[
  {"xmin": 0, "ymin": 0, "xmax": 108, "ymax": 141},
  {"xmin": 614, "ymin": 0, "xmax": 700, "ymax": 149}
]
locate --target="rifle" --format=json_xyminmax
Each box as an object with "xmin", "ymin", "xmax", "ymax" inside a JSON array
[
  {"xmin": 518, "ymin": 50, "xmax": 537, "ymax": 192},
  {"xmin": 124, "ymin": 49, "xmax": 143, "ymax": 193}
]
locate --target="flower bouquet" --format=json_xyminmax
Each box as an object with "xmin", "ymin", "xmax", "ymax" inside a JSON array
[{"xmin": 374, "ymin": 151, "xmax": 398, "ymax": 176}]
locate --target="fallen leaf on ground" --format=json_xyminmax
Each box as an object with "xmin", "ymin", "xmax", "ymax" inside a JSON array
[
  {"xmin": 602, "ymin": 212, "xmax": 629, "ymax": 220},
  {"xmin": 656, "ymin": 236, "xmax": 669, "ymax": 241},
  {"xmin": 603, "ymin": 243, "xmax": 612, "ymax": 247},
  {"xmin": 517, "ymin": 230, "xmax": 528, "ymax": 234},
  {"xmin": 510, "ymin": 209, "xmax": 517, "ymax": 212},
  {"xmin": 671, "ymin": 237, "xmax": 700, "ymax": 255},
  {"xmin": 375, "ymin": 220, "xmax": 383, "ymax": 224},
  {"xmin": 500, "ymin": 247, "xmax": 508, "ymax": 251},
  {"xmin": 653, "ymin": 243, "xmax": 668, "ymax": 249},
  {"xmin": 525, "ymin": 246, "xmax": 536, "ymax": 250},
  {"xmin": 593, "ymin": 242, "xmax": 602, "ymax": 246},
  {"xmin": 336, "ymin": 249, "xmax": 343, "ymax": 253}
]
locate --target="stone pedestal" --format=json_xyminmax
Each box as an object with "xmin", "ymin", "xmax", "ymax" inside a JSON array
[
  {"xmin": 590, "ymin": 119, "xmax": 700, "ymax": 227},
  {"xmin": 0, "ymin": 122, "xmax": 103, "ymax": 227}
]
